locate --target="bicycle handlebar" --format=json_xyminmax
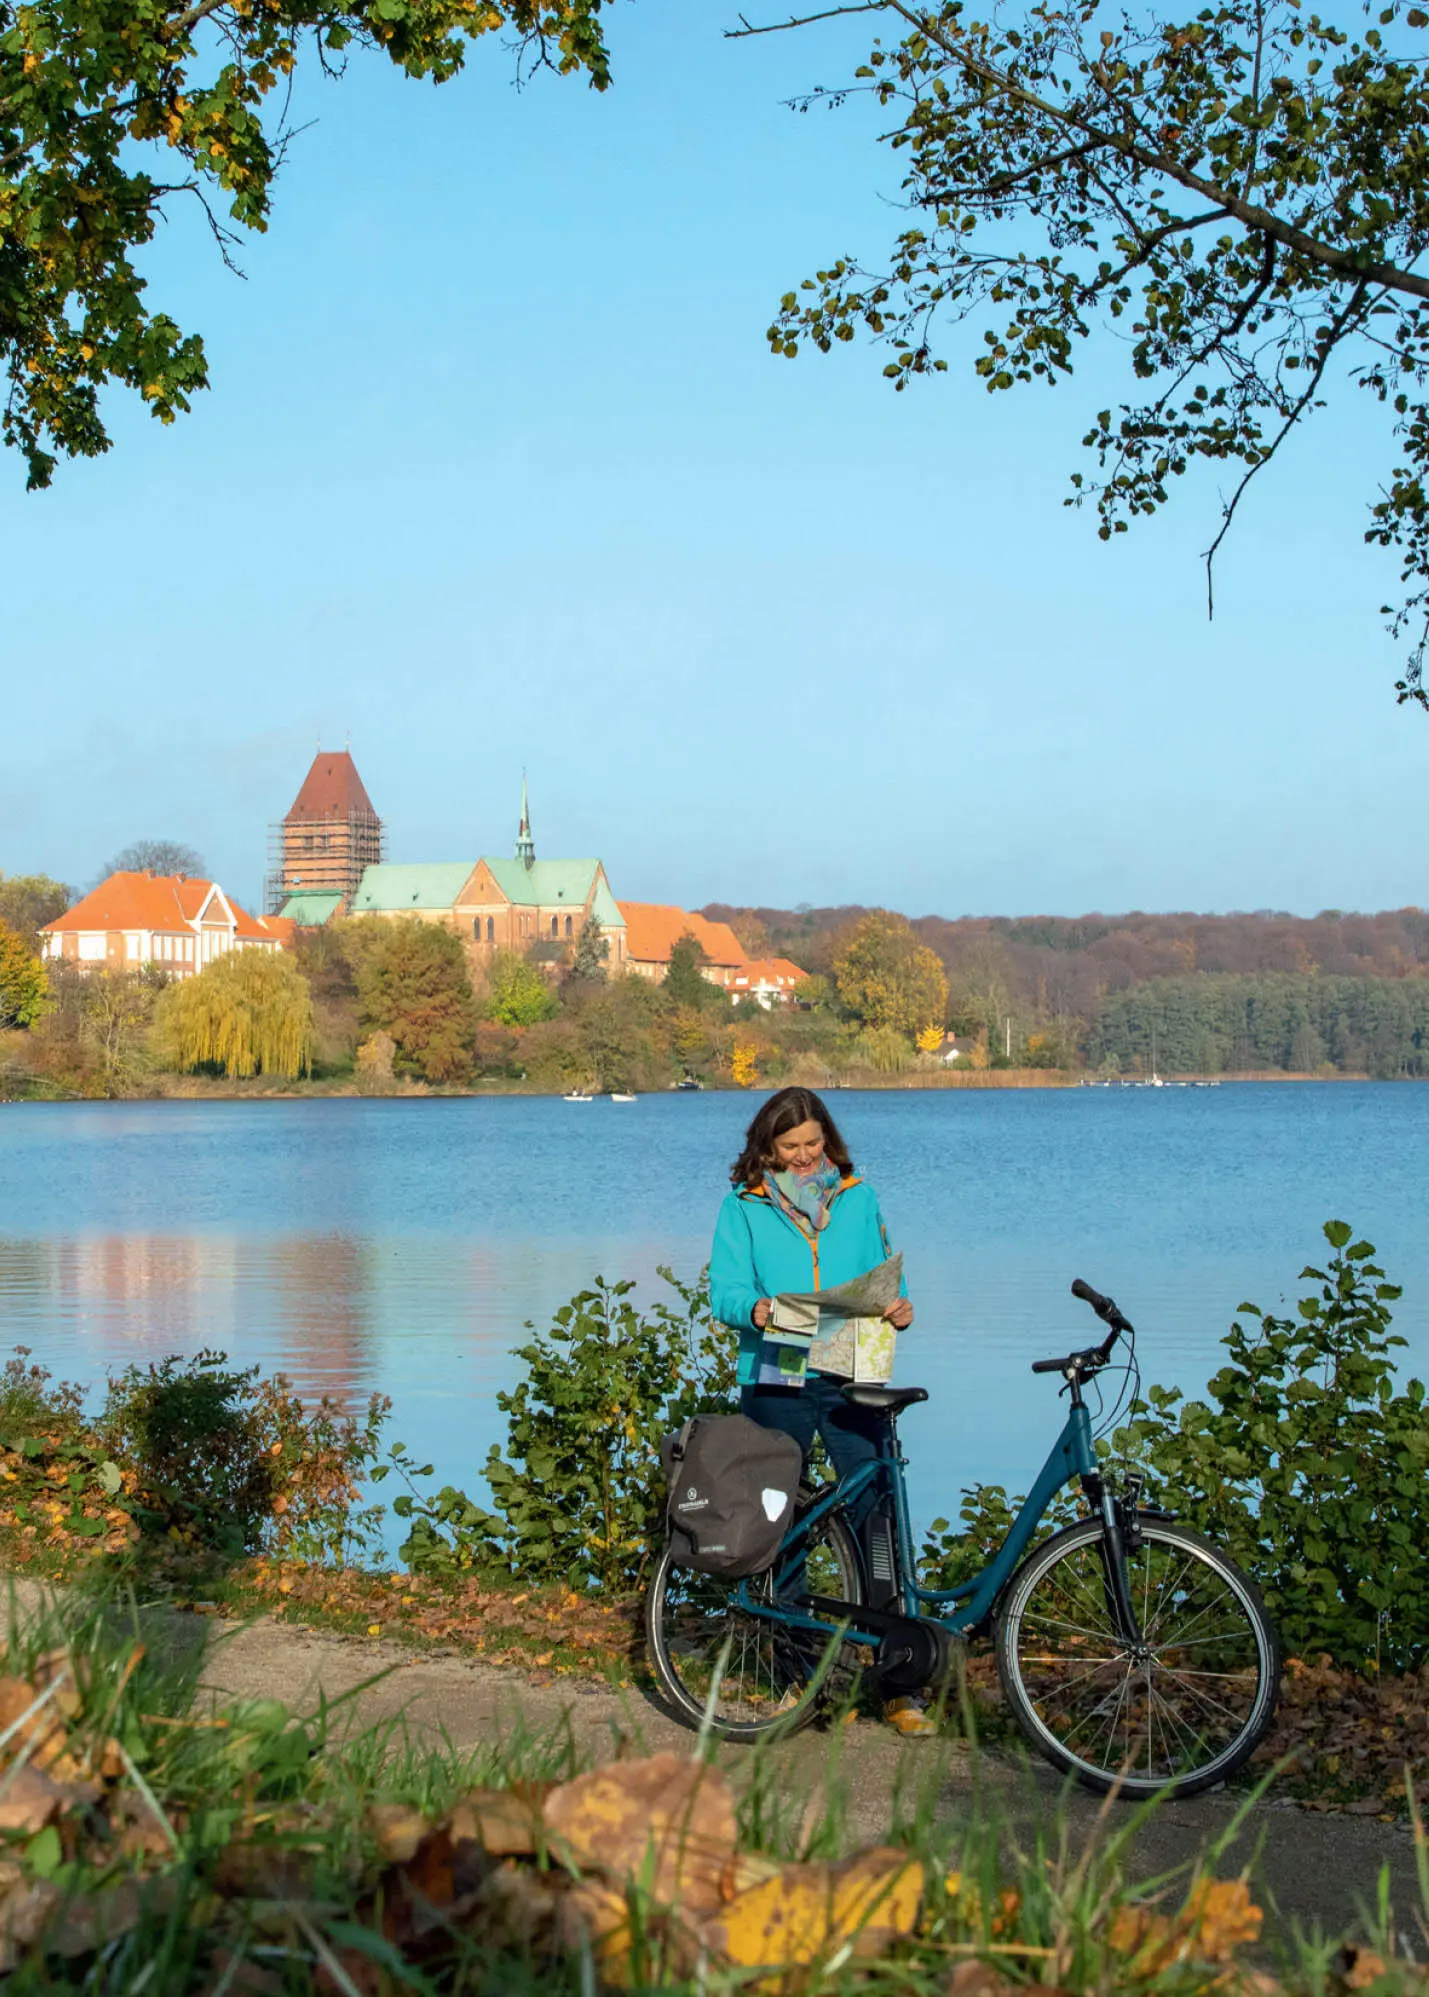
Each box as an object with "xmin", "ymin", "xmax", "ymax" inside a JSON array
[{"xmin": 1030, "ymin": 1280, "xmax": 1135, "ymax": 1377}]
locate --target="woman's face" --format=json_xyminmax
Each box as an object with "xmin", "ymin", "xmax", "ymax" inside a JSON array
[{"xmin": 770, "ymin": 1118, "xmax": 826, "ymax": 1174}]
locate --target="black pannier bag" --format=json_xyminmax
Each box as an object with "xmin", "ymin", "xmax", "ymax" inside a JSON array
[{"xmin": 660, "ymin": 1414, "xmax": 802, "ymax": 1578}]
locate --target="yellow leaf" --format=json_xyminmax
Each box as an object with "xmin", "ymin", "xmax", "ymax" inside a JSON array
[{"xmin": 704, "ymin": 1847, "xmax": 923, "ymax": 1976}]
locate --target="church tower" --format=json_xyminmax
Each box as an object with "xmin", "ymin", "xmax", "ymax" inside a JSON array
[
  {"xmin": 267, "ymin": 745, "xmax": 385, "ymax": 912},
  {"xmin": 515, "ymin": 774, "xmax": 535, "ymax": 871}
]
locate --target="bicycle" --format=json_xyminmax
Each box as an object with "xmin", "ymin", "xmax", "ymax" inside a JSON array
[{"xmin": 645, "ymin": 1279, "xmax": 1280, "ymax": 1798}]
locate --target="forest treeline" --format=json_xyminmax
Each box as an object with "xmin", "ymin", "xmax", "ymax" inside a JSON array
[{"xmin": 706, "ymin": 904, "xmax": 1429, "ymax": 1077}]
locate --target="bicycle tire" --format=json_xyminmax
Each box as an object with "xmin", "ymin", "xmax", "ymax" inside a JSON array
[
  {"xmin": 644, "ymin": 1495, "xmax": 864, "ymax": 1743},
  {"xmin": 995, "ymin": 1516, "xmax": 1280, "ymax": 1798}
]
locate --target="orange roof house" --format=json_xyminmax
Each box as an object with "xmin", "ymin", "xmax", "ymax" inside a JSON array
[
  {"xmin": 42, "ymin": 873, "xmax": 290, "ymax": 979},
  {"xmin": 728, "ymin": 957, "xmax": 808, "ymax": 1008},
  {"xmin": 617, "ymin": 903, "xmax": 747, "ymax": 988}
]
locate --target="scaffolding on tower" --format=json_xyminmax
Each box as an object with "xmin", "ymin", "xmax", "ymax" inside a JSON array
[{"xmin": 264, "ymin": 747, "xmax": 386, "ymax": 915}]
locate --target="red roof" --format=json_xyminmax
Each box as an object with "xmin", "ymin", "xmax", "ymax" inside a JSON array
[
  {"xmin": 43, "ymin": 873, "xmax": 276, "ymax": 941},
  {"xmin": 284, "ymin": 750, "xmax": 378, "ymax": 825},
  {"xmin": 731, "ymin": 958, "xmax": 807, "ymax": 989},
  {"xmin": 617, "ymin": 903, "xmax": 747, "ymax": 969}
]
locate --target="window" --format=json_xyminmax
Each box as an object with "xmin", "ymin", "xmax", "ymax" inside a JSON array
[
  {"xmin": 78, "ymin": 935, "xmax": 105, "ymax": 963},
  {"xmin": 126, "ymin": 933, "xmax": 142, "ymax": 959},
  {"xmin": 486, "ymin": 917, "xmax": 495, "ymax": 942},
  {"xmin": 551, "ymin": 916, "xmax": 559, "ymax": 938},
  {"xmin": 565, "ymin": 916, "xmax": 573, "ymax": 938}
]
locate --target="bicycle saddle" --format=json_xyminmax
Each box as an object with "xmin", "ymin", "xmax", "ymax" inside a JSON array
[{"xmin": 839, "ymin": 1384, "xmax": 929, "ymax": 1414}]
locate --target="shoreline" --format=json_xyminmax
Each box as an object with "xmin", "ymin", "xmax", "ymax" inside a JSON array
[{"xmin": 0, "ymin": 1068, "xmax": 1406, "ymax": 1104}]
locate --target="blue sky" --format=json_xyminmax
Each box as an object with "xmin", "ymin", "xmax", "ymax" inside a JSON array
[{"xmin": 2, "ymin": 2, "xmax": 1424, "ymax": 918}]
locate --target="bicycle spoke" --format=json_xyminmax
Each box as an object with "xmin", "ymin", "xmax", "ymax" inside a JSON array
[{"xmin": 1004, "ymin": 1524, "xmax": 1272, "ymax": 1795}]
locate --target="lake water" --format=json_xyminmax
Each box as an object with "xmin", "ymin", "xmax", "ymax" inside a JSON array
[{"xmin": 1, "ymin": 1087, "xmax": 1424, "ymax": 1540}]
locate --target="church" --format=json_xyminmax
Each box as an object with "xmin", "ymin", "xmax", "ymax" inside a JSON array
[{"xmin": 285, "ymin": 766, "xmax": 627, "ymax": 967}]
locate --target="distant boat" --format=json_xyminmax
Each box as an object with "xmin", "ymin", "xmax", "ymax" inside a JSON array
[
  {"xmin": 563, "ymin": 1090, "xmax": 595, "ymax": 1103},
  {"xmin": 674, "ymin": 1077, "xmax": 703, "ymax": 1092},
  {"xmin": 611, "ymin": 1091, "xmax": 637, "ymax": 1103}
]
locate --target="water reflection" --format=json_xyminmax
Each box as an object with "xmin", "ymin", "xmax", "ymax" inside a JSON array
[{"xmin": 0, "ymin": 1234, "xmax": 376, "ymax": 1404}]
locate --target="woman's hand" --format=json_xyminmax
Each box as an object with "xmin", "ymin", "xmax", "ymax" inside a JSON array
[
  {"xmin": 752, "ymin": 1298, "xmax": 773, "ymax": 1330},
  {"xmin": 883, "ymin": 1298, "xmax": 914, "ymax": 1330}
]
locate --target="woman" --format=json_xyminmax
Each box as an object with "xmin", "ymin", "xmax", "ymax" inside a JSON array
[{"xmin": 709, "ymin": 1086, "xmax": 933, "ymax": 1737}]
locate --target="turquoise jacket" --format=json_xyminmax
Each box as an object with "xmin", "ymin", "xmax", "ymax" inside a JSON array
[{"xmin": 709, "ymin": 1176, "xmax": 905, "ymax": 1387}]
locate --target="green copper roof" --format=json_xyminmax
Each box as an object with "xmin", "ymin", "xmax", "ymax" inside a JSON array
[
  {"xmin": 481, "ymin": 858, "xmax": 606, "ymax": 908},
  {"xmin": 351, "ymin": 863, "xmax": 477, "ymax": 912},
  {"xmin": 279, "ymin": 891, "xmax": 343, "ymax": 926},
  {"xmin": 589, "ymin": 877, "xmax": 625, "ymax": 930}
]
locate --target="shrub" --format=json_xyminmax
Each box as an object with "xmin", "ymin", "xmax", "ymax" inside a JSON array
[
  {"xmin": 389, "ymin": 1269, "xmax": 736, "ymax": 1590},
  {"xmin": 102, "ymin": 1352, "xmax": 278, "ymax": 1555},
  {"xmin": 1111, "ymin": 1222, "xmax": 1429, "ymax": 1671},
  {"xmin": 99, "ymin": 1352, "xmax": 389, "ymax": 1564}
]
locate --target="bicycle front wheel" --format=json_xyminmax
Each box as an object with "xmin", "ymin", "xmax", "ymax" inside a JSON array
[
  {"xmin": 995, "ymin": 1517, "xmax": 1279, "ymax": 1798},
  {"xmin": 644, "ymin": 1497, "xmax": 863, "ymax": 1743}
]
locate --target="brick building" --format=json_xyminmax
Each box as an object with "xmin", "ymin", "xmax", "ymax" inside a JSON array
[
  {"xmin": 270, "ymin": 748, "xmax": 385, "ymax": 914},
  {"xmin": 616, "ymin": 903, "xmax": 748, "ymax": 988}
]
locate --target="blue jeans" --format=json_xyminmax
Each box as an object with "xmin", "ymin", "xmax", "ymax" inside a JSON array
[{"xmin": 741, "ymin": 1373, "xmax": 885, "ymax": 1598}]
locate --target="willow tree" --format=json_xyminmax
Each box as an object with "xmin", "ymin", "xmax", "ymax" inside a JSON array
[
  {"xmin": 159, "ymin": 948, "xmax": 314, "ymax": 1079},
  {"xmin": 3, "ymin": 1, "xmax": 610, "ymax": 486},
  {"xmin": 745, "ymin": 0, "xmax": 1429, "ymax": 704}
]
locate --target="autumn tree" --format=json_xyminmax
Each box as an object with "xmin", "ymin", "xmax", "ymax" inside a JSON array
[
  {"xmin": 484, "ymin": 949, "xmax": 560, "ymax": 1028},
  {"xmin": 157, "ymin": 947, "xmax": 314, "ymax": 1079},
  {"xmin": 834, "ymin": 910, "xmax": 949, "ymax": 1038},
  {"xmin": 563, "ymin": 919, "xmax": 610, "ymax": 990},
  {"xmin": 100, "ymin": 840, "xmax": 206, "ymax": 881},
  {"xmin": 3, "ymin": 2, "xmax": 610, "ymax": 487},
  {"xmin": 0, "ymin": 873, "xmax": 72, "ymax": 950},
  {"xmin": 356, "ymin": 920, "xmax": 478, "ymax": 1083},
  {"xmin": 0, "ymin": 919, "xmax": 49, "ymax": 1028},
  {"xmin": 751, "ymin": 0, "xmax": 1429, "ymax": 703}
]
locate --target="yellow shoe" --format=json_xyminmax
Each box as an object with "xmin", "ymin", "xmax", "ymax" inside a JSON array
[{"xmin": 884, "ymin": 1697, "xmax": 938, "ymax": 1738}]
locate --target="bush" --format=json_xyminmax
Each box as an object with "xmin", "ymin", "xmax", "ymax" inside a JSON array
[
  {"xmin": 1112, "ymin": 1222, "xmax": 1429, "ymax": 1671},
  {"xmin": 389, "ymin": 1270, "xmax": 736, "ymax": 1590},
  {"xmin": 102, "ymin": 1352, "xmax": 280, "ymax": 1555}
]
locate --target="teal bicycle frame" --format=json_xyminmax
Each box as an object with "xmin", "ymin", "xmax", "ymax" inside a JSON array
[{"xmin": 735, "ymin": 1399, "xmax": 1100, "ymax": 1646}]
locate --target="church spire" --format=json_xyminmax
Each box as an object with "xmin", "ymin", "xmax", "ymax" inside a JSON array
[{"xmin": 516, "ymin": 772, "xmax": 535, "ymax": 870}]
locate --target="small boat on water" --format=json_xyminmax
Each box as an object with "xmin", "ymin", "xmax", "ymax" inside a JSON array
[
  {"xmin": 674, "ymin": 1077, "xmax": 703, "ymax": 1092},
  {"xmin": 611, "ymin": 1091, "xmax": 637, "ymax": 1103},
  {"xmin": 563, "ymin": 1090, "xmax": 595, "ymax": 1103}
]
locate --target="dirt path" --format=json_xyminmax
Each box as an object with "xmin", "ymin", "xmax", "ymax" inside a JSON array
[{"xmin": 9, "ymin": 1578, "xmax": 1420, "ymax": 1945}]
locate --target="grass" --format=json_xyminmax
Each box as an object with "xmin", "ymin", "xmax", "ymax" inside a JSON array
[{"xmin": 0, "ymin": 1579, "xmax": 1426, "ymax": 1992}]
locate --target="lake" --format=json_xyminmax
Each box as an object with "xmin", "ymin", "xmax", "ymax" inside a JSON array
[{"xmin": 0, "ymin": 1086, "xmax": 1424, "ymax": 1540}]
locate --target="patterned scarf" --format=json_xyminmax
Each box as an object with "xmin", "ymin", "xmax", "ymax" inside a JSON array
[{"xmin": 763, "ymin": 1160, "xmax": 843, "ymax": 1236}]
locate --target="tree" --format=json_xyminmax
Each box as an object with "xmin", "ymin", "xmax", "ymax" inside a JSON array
[
  {"xmin": 3, "ymin": 1, "xmax": 610, "ymax": 488},
  {"xmin": 100, "ymin": 840, "xmax": 206, "ymax": 880},
  {"xmin": 564, "ymin": 918, "xmax": 610, "ymax": 989},
  {"xmin": 484, "ymin": 948, "xmax": 559, "ymax": 1028},
  {"xmin": 357, "ymin": 920, "xmax": 478, "ymax": 1083},
  {"xmin": 833, "ymin": 910, "xmax": 949, "ymax": 1038},
  {"xmin": 665, "ymin": 933, "xmax": 723, "ymax": 1011},
  {"xmin": 0, "ymin": 873, "xmax": 73, "ymax": 950},
  {"xmin": 0, "ymin": 918, "xmax": 49, "ymax": 1027},
  {"xmin": 751, "ymin": 0, "xmax": 1429, "ymax": 704},
  {"xmin": 157, "ymin": 947, "xmax": 314, "ymax": 1078}
]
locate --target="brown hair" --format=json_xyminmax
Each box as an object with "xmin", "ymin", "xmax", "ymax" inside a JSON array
[{"xmin": 729, "ymin": 1087, "xmax": 854, "ymax": 1191}]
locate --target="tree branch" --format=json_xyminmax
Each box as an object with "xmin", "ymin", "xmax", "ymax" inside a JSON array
[
  {"xmin": 754, "ymin": 0, "xmax": 1429, "ymax": 306},
  {"xmin": 1203, "ymin": 279, "xmax": 1372, "ymax": 616}
]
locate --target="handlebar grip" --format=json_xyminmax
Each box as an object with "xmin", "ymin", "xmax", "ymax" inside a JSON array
[
  {"xmin": 1031, "ymin": 1356, "xmax": 1068, "ymax": 1374},
  {"xmin": 1071, "ymin": 1277, "xmax": 1109, "ymax": 1312}
]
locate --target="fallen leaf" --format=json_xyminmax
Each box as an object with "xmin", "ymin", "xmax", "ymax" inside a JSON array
[
  {"xmin": 449, "ymin": 1785, "xmax": 548, "ymax": 1859},
  {"xmin": 702, "ymin": 1846, "xmax": 924, "ymax": 1977},
  {"xmin": 544, "ymin": 1752, "xmax": 736, "ymax": 1919},
  {"xmin": 366, "ymin": 1803, "xmax": 429, "ymax": 1865}
]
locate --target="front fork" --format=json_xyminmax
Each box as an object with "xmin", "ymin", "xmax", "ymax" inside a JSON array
[{"xmin": 1083, "ymin": 1471, "xmax": 1147, "ymax": 1649}]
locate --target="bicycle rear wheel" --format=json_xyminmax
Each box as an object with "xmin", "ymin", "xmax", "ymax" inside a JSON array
[
  {"xmin": 644, "ymin": 1497, "xmax": 863, "ymax": 1743},
  {"xmin": 995, "ymin": 1517, "xmax": 1279, "ymax": 1798}
]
